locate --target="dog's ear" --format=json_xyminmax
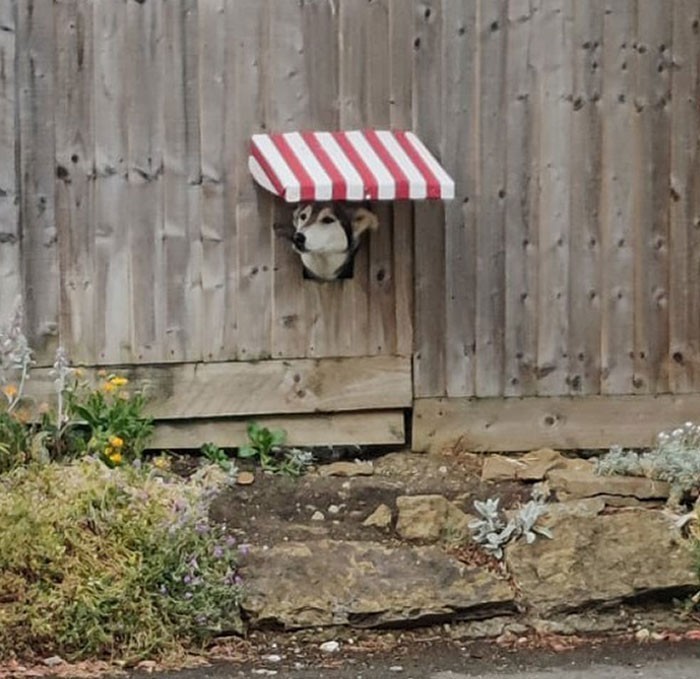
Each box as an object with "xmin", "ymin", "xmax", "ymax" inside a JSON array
[{"xmin": 351, "ymin": 207, "xmax": 379, "ymax": 240}]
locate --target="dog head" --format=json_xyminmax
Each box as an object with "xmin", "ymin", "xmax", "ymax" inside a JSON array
[{"xmin": 284, "ymin": 203, "xmax": 378, "ymax": 281}]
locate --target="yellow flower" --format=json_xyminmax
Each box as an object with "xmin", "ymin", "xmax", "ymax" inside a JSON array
[
  {"xmin": 109, "ymin": 451, "xmax": 123, "ymax": 465},
  {"xmin": 109, "ymin": 435, "xmax": 124, "ymax": 448},
  {"xmin": 109, "ymin": 376, "xmax": 129, "ymax": 387},
  {"xmin": 153, "ymin": 455, "xmax": 171, "ymax": 471},
  {"xmin": 2, "ymin": 384, "xmax": 18, "ymax": 399},
  {"xmin": 102, "ymin": 382, "xmax": 116, "ymax": 393}
]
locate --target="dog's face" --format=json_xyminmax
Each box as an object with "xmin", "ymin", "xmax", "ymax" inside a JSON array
[{"xmin": 286, "ymin": 203, "xmax": 379, "ymax": 281}]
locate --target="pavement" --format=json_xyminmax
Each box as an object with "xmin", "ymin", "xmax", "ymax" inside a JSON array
[{"xmin": 128, "ymin": 639, "xmax": 700, "ymax": 679}]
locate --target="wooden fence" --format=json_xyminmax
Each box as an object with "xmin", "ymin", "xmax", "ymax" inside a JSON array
[{"xmin": 2, "ymin": 0, "xmax": 700, "ymax": 451}]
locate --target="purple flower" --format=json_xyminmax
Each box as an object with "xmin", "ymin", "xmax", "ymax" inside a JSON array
[
  {"xmin": 238, "ymin": 544, "xmax": 250, "ymax": 556},
  {"xmin": 234, "ymin": 575, "xmax": 243, "ymax": 586},
  {"xmin": 183, "ymin": 575, "xmax": 192, "ymax": 585},
  {"xmin": 213, "ymin": 545, "xmax": 224, "ymax": 559},
  {"xmin": 225, "ymin": 535, "xmax": 237, "ymax": 548},
  {"xmin": 195, "ymin": 522, "xmax": 209, "ymax": 535}
]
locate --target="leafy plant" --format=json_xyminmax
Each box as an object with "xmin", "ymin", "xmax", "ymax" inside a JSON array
[
  {"xmin": 0, "ymin": 458, "xmax": 243, "ymax": 662},
  {"xmin": 237, "ymin": 421, "xmax": 286, "ymax": 469},
  {"xmin": 201, "ymin": 442, "xmax": 236, "ymax": 474},
  {"xmin": 597, "ymin": 422, "xmax": 700, "ymax": 504},
  {"xmin": 469, "ymin": 497, "xmax": 552, "ymax": 560}
]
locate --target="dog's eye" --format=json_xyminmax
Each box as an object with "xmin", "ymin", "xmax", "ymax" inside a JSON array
[{"xmin": 320, "ymin": 216, "xmax": 336, "ymax": 224}]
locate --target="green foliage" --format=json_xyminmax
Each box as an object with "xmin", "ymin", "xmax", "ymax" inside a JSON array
[
  {"xmin": 0, "ymin": 459, "xmax": 243, "ymax": 662},
  {"xmin": 200, "ymin": 442, "xmax": 236, "ymax": 473},
  {"xmin": 237, "ymin": 422, "xmax": 314, "ymax": 476}
]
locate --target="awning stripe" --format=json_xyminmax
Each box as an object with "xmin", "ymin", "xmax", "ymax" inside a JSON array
[
  {"xmin": 332, "ymin": 132, "xmax": 379, "ymax": 200},
  {"xmin": 270, "ymin": 133, "xmax": 315, "ymax": 202},
  {"xmin": 393, "ymin": 131, "xmax": 441, "ymax": 199},
  {"xmin": 301, "ymin": 132, "xmax": 348, "ymax": 201},
  {"xmin": 364, "ymin": 129, "xmax": 411, "ymax": 200},
  {"xmin": 250, "ymin": 130, "xmax": 454, "ymax": 202}
]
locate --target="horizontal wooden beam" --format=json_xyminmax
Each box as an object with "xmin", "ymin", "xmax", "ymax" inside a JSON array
[
  {"xmin": 150, "ymin": 410, "xmax": 406, "ymax": 450},
  {"xmin": 29, "ymin": 356, "xmax": 412, "ymax": 419},
  {"xmin": 413, "ymin": 395, "xmax": 700, "ymax": 453}
]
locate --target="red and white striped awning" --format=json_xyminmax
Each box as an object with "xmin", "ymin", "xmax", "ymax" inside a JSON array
[{"xmin": 249, "ymin": 130, "xmax": 455, "ymax": 203}]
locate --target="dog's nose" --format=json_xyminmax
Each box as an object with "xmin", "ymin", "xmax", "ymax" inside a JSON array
[{"xmin": 292, "ymin": 232, "xmax": 306, "ymax": 251}]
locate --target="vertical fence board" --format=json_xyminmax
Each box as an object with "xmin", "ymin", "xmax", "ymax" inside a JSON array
[
  {"xmin": 230, "ymin": 0, "xmax": 269, "ymax": 360},
  {"xmin": 55, "ymin": 0, "xmax": 94, "ymax": 364},
  {"xmin": 0, "ymin": 0, "xmax": 19, "ymax": 318},
  {"xmin": 442, "ymin": 0, "xmax": 476, "ymax": 397},
  {"xmin": 474, "ymin": 0, "xmax": 507, "ymax": 397},
  {"xmin": 670, "ymin": 0, "xmax": 700, "ymax": 392},
  {"xmin": 16, "ymin": 0, "xmax": 58, "ymax": 362},
  {"xmin": 125, "ymin": 0, "xmax": 164, "ymax": 363},
  {"xmin": 198, "ymin": 0, "xmax": 227, "ymax": 361},
  {"xmin": 413, "ymin": 0, "xmax": 446, "ymax": 397},
  {"xmin": 599, "ymin": 0, "xmax": 635, "ymax": 394},
  {"xmin": 268, "ymin": 0, "xmax": 310, "ymax": 359},
  {"xmin": 631, "ymin": 0, "xmax": 671, "ymax": 394},
  {"xmin": 504, "ymin": 0, "xmax": 537, "ymax": 397},
  {"xmin": 568, "ymin": 0, "xmax": 603, "ymax": 395},
  {"xmin": 162, "ymin": 0, "xmax": 201, "ymax": 363},
  {"xmin": 389, "ymin": 0, "xmax": 414, "ymax": 358},
  {"xmin": 93, "ymin": 0, "xmax": 130, "ymax": 365},
  {"xmin": 533, "ymin": 0, "xmax": 573, "ymax": 396}
]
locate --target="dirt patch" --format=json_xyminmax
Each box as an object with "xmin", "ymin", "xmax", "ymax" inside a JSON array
[{"xmin": 208, "ymin": 450, "xmax": 531, "ymax": 546}]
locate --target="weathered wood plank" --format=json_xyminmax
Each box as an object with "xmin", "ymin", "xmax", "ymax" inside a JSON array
[
  {"xmin": 54, "ymin": 0, "xmax": 94, "ymax": 364},
  {"xmin": 16, "ymin": 0, "xmax": 59, "ymax": 362},
  {"xmin": 413, "ymin": 0, "xmax": 446, "ymax": 397},
  {"xmin": 31, "ymin": 356, "xmax": 412, "ymax": 419},
  {"xmin": 0, "ymin": 0, "xmax": 19, "ymax": 318},
  {"xmin": 599, "ymin": 0, "xmax": 635, "ymax": 394},
  {"xmin": 533, "ymin": 0, "xmax": 573, "ymax": 396},
  {"xmin": 474, "ymin": 0, "xmax": 507, "ymax": 397},
  {"xmin": 503, "ymin": 0, "xmax": 537, "ymax": 397},
  {"xmin": 93, "ymin": 0, "xmax": 130, "ymax": 364},
  {"xmin": 125, "ymin": 0, "xmax": 164, "ymax": 363},
  {"xmin": 442, "ymin": 0, "xmax": 476, "ymax": 397},
  {"xmin": 669, "ymin": 0, "xmax": 700, "ymax": 392},
  {"xmin": 568, "ymin": 0, "xmax": 603, "ymax": 396},
  {"xmin": 389, "ymin": 0, "xmax": 414, "ymax": 359},
  {"xmin": 162, "ymin": 0, "xmax": 201, "ymax": 363},
  {"xmin": 230, "ymin": 0, "xmax": 271, "ymax": 361},
  {"xmin": 150, "ymin": 410, "xmax": 406, "ymax": 450},
  {"xmin": 268, "ymin": 0, "xmax": 310, "ymax": 359},
  {"xmin": 413, "ymin": 394, "xmax": 700, "ymax": 453},
  {"xmin": 630, "ymin": 0, "xmax": 671, "ymax": 394}
]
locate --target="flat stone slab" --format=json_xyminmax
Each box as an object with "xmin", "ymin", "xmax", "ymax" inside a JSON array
[
  {"xmin": 241, "ymin": 540, "xmax": 515, "ymax": 629},
  {"xmin": 547, "ymin": 468, "xmax": 670, "ymax": 501},
  {"xmin": 506, "ymin": 509, "xmax": 697, "ymax": 614}
]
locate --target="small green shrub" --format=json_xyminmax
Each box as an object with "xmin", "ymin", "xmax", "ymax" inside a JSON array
[
  {"xmin": 237, "ymin": 422, "xmax": 314, "ymax": 476},
  {"xmin": 0, "ymin": 459, "xmax": 243, "ymax": 662},
  {"xmin": 201, "ymin": 442, "xmax": 236, "ymax": 473}
]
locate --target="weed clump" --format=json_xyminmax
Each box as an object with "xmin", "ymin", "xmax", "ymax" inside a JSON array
[{"xmin": 0, "ymin": 458, "xmax": 243, "ymax": 662}]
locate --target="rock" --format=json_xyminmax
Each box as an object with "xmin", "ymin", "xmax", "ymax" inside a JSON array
[
  {"xmin": 395, "ymin": 495, "xmax": 472, "ymax": 542},
  {"xmin": 481, "ymin": 449, "xmax": 568, "ymax": 483},
  {"xmin": 242, "ymin": 540, "xmax": 515, "ymax": 629},
  {"xmin": 547, "ymin": 468, "xmax": 670, "ymax": 501},
  {"xmin": 311, "ymin": 511, "xmax": 325, "ymax": 521},
  {"xmin": 506, "ymin": 509, "xmax": 697, "ymax": 614},
  {"xmin": 328, "ymin": 504, "xmax": 342, "ymax": 515},
  {"xmin": 363, "ymin": 504, "xmax": 393, "ymax": 529},
  {"xmin": 541, "ymin": 498, "xmax": 606, "ymax": 520},
  {"xmin": 42, "ymin": 656, "xmax": 64, "ymax": 667},
  {"xmin": 136, "ymin": 660, "xmax": 157, "ymax": 673},
  {"xmin": 318, "ymin": 461, "xmax": 374, "ymax": 477},
  {"xmin": 263, "ymin": 654, "xmax": 282, "ymax": 663},
  {"xmin": 237, "ymin": 471, "xmax": 255, "ymax": 485},
  {"xmin": 319, "ymin": 641, "xmax": 340, "ymax": 654}
]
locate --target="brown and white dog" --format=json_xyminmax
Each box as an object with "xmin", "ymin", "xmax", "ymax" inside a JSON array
[{"xmin": 276, "ymin": 203, "xmax": 379, "ymax": 281}]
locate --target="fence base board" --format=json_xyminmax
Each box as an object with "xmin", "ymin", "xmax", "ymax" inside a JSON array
[
  {"xmin": 151, "ymin": 410, "xmax": 405, "ymax": 450},
  {"xmin": 413, "ymin": 395, "xmax": 700, "ymax": 453}
]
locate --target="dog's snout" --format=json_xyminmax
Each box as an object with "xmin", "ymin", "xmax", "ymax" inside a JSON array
[{"xmin": 292, "ymin": 231, "xmax": 306, "ymax": 250}]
